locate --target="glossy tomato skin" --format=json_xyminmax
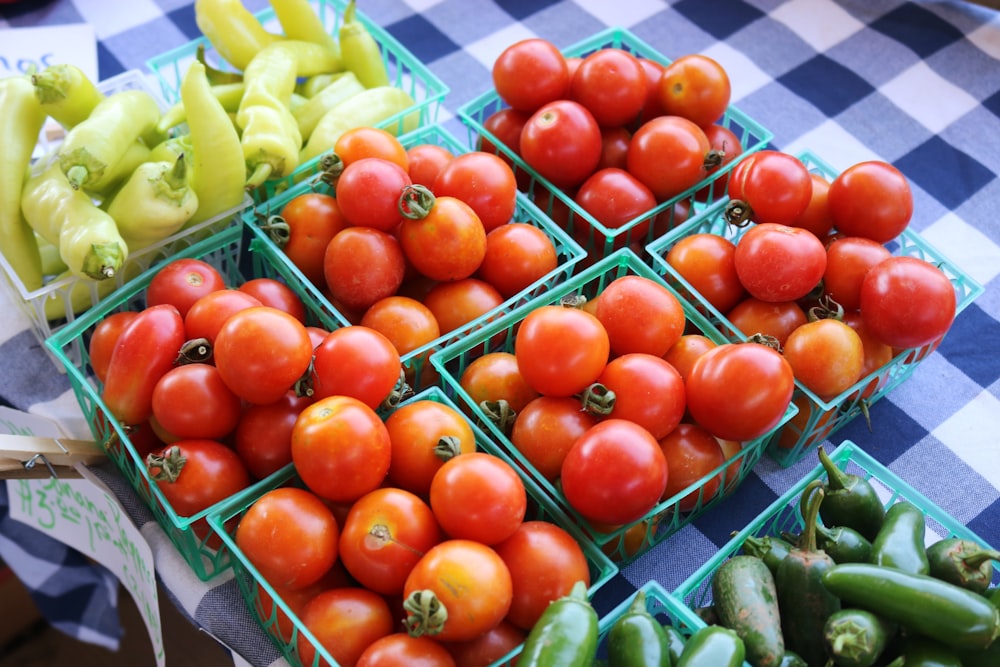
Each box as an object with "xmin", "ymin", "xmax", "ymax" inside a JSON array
[
  {"xmin": 432, "ymin": 151, "xmax": 518, "ymax": 233},
  {"xmin": 384, "ymin": 399, "xmax": 477, "ymax": 497},
  {"xmin": 183, "ymin": 289, "xmax": 262, "ymax": 344},
  {"xmin": 360, "ymin": 295, "xmax": 441, "ymax": 358},
  {"xmin": 235, "ymin": 486, "xmax": 340, "ymax": 590},
  {"xmin": 237, "ymin": 277, "xmax": 307, "ymax": 324},
  {"xmin": 573, "ymin": 167, "xmax": 658, "ymax": 234},
  {"xmin": 422, "ymin": 278, "xmax": 504, "ymax": 335},
  {"xmin": 627, "ymin": 115, "xmax": 711, "ymax": 202},
  {"xmin": 685, "ymin": 342, "xmax": 795, "ymax": 442},
  {"xmin": 443, "ymin": 619, "xmax": 525, "ymax": 667},
  {"xmin": 213, "ymin": 306, "xmax": 314, "ymax": 405},
  {"xmin": 822, "ymin": 236, "xmax": 892, "ymax": 311},
  {"xmin": 560, "ymin": 418, "xmax": 669, "ymax": 526},
  {"xmin": 734, "ymin": 222, "xmax": 827, "ymax": 302},
  {"xmin": 458, "ymin": 351, "xmax": 540, "ymax": 417},
  {"xmin": 592, "ymin": 353, "xmax": 686, "ymax": 440},
  {"xmin": 658, "ymin": 54, "xmax": 732, "ymax": 128},
  {"xmin": 407, "ymin": 142, "xmax": 455, "ymax": 188},
  {"xmin": 510, "ymin": 395, "xmax": 597, "ymax": 482},
  {"xmin": 783, "ymin": 318, "xmax": 865, "ymax": 400},
  {"xmin": 335, "ymin": 157, "xmax": 412, "ymax": 231},
  {"xmin": 399, "ymin": 194, "xmax": 487, "ymax": 282},
  {"xmin": 323, "ymin": 226, "xmax": 407, "ymax": 313},
  {"xmin": 339, "ymin": 486, "xmax": 444, "ymax": 596},
  {"xmin": 334, "ymin": 125, "xmax": 409, "ymax": 170},
  {"xmin": 726, "ymin": 297, "xmax": 807, "ymax": 348},
  {"xmin": 827, "ymin": 160, "xmax": 913, "ymax": 243},
  {"xmin": 291, "ymin": 395, "xmax": 392, "ymax": 503},
  {"xmin": 101, "ymin": 304, "xmax": 185, "ymax": 426},
  {"xmin": 570, "ymin": 47, "xmax": 648, "ymax": 128},
  {"xmin": 594, "ymin": 274, "xmax": 686, "ymax": 357},
  {"xmin": 234, "ymin": 392, "xmax": 313, "ymax": 480},
  {"xmin": 429, "ymin": 452, "xmax": 528, "ymax": 545},
  {"xmin": 357, "ymin": 633, "xmax": 458, "ymax": 667},
  {"xmin": 151, "ymin": 363, "xmax": 242, "ymax": 441},
  {"xmin": 514, "ymin": 305, "xmax": 610, "ymax": 397},
  {"xmin": 493, "ymin": 521, "xmax": 591, "ymax": 630},
  {"xmin": 520, "ymin": 99, "xmax": 602, "ymax": 189},
  {"xmin": 492, "ymin": 38, "xmax": 570, "ymax": 112},
  {"xmin": 666, "ymin": 232, "xmax": 746, "ymax": 315},
  {"xmin": 726, "ymin": 150, "xmax": 813, "ymax": 226},
  {"xmin": 476, "ymin": 222, "xmax": 559, "ymax": 299},
  {"xmin": 859, "ymin": 256, "xmax": 956, "ymax": 349},
  {"xmin": 297, "ymin": 587, "xmax": 395, "ymax": 667},
  {"xmin": 658, "ymin": 422, "xmax": 726, "ymax": 512},
  {"xmin": 277, "ymin": 191, "xmax": 349, "ymax": 286},
  {"xmin": 145, "ymin": 258, "xmax": 225, "ymax": 318},
  {"xmin": 88, "ymin": 310, "xmax": 139, "ymax": 383},
  {"xmin": 146, "ymin": 438, "xmax": 251, "ymax": 517},
  {"xmin": 311, "ymin": 325, "xmax": 402, "ymax": 409}
]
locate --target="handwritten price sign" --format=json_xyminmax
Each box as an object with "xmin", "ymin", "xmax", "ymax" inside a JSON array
[{"xmin": 7, "ymin": 473, "xmax": 164, "ymax": 667}]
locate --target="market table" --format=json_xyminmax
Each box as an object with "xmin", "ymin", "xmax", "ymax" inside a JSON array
[{"xmin": 2, "ymin": 0, "xmax": 999, "ymax": 665}]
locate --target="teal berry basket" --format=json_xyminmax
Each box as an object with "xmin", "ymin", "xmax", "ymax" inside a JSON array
[
  {"xmin": 206, "ymin": 385, "xmax": 619, "ymax": 667},
  {"xmin": 673, "ymin": 440, "xmax": 998, "ymax": 662},
  {"xmin": 595, "ymin": 580, "xmax": 753, "ymax": 667},
  {"xmin": 145, "ymin": 0, "xmax": 449, "ymax": 201},
  {"xmin": 0, "ymin": 68, "xmax": 250, "ymax": 374},
  {"xmin": 43, "ymin": 222, "xmax": 345, "ymax": 582},
  {"xmin": 430, "ymin": 247, "xmax": 798, "ymax": 566},
  {"xmin": 456, "ymin": 26, "xmax": 773, "ymax": 262},
  {"xmin": 645, "ymin": 149, "xmax": 984, "ymax": 468},
  {"xmin": 242, "ymin": 122, "xmax": 587, "ymax": 392}
]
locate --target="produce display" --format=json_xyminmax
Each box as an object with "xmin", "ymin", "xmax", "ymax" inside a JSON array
[{"xmin": 8, "ymin": 2, "xmax": 993, "ymax": 666}]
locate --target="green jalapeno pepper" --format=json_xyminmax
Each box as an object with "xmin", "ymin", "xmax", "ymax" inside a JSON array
[
  {"xmin": 676, "ymin": 625, "xmax": 745, "ymax": 667},
  {"xmin": 817, "ymin": 446, "xmax": 885, "ymax": 542},
  {"xmin": 712, "ymin": 553, "xmax": 785, "ymax": 667},
  {"xmin": 607, "ymin": 590, "xmax": 672, "ymax": 667},
  {"xmin": 870, "ymin": 501, "xmax": 930, "ymax": 575},
  {"xmin": 925, "ymin": 537, "xmax": 999, "ymax": 594},
  {"xmin": 518, "ymin": 580, "xmax": 598, "ymax": 667},
  {"xmin": 822, "ymin": 608, "xmax": 895, "ymax": 667}
]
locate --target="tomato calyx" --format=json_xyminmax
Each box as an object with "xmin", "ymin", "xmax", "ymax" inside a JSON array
[
  {"xmin": 317, "ymin": 152, "xmax": 344, "ymax": 187},
  {"xmin": 176, "ymin": 337, "xmax": 213, "ymax": 365},
  {"xmin": 723, "ymin": 199, "xmax": 753, "ymax": 227},
  {"xmin": 368, "ymin": 524, "xmax": 427, "ymax": 557},
  {"xmin": 704, "ymin": 147, "xmax": 727, "ymax": 171},
  {"xmin": 145, "ymin": 446, "xmax": 186, "ymax": 483},
  {"xmin": 257, "ymin": 213, "xmax": 291, "ymax": 249},
  {"xmin": 558, "ymin": 294, "xmax": 588, "ymax": 309},
  {"xmin": 479, "ymin": 399, "xmax": 516, "ymax": 436},
  {"xmin": 579, "ymin": 382, "xmax": 616, "ymax": 416},
  {"xmin": 746, "ymin": 332, "xmax": 782, "ymax": 352},
  {"xmin": 293, "ymin": 358, "xmax": 316, "ymax": 399},
  {"xmin": 398, "ymin": 184, "xmax": 436, "ymax": 219},
  {"xmin": 381, "ymin": 368, "xmax": 414, "ymax": 410},
  {"xmin": 806, "ymin": 294, "xmax": 845, "ymax": 323},
  {"xmin": 403, "ymin": 589, "xmax": 448, "ymax": 638}
]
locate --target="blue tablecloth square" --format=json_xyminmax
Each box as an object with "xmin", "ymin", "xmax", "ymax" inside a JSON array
[
  {"xmin": 836, "ymin": 398, "xmax": 930, "ymax": 466},
  {"xmin": 778, "ymin": 53, "xmax": 878, "ymax": 118},
  {"xmin": 836, "ymin": 92, "xmax": 932, "ymax": 161},
  {"xmin": 938, "ymin": 304, "xmax": 1000, "ymax": 388},
  {"xmin": 385, "ymin": 12, "xmax": 464, "ymax": 65},
  {"xmin": 164, "ymin": 4, "xmax": 205, "ymax": 42},
  {"xmin": 97, "ymin": 40, "xmax": 127, "ymax": 80},
  {"xmin": 672, "ymin": 0, "xmax": 765, "ymax": 41},
  {"xmin": 870, "ymin": 3, "xmax": 966, "ymax": 59},
  {"xmin": 896, "ymin": 134, "xmax": 995, "ymax": 210}
]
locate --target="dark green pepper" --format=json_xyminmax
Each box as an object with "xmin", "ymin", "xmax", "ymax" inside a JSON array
[
  {"xmin": 776, "ymin": 481, "xmax": 841, "ymax": 667},
  {"xmin": 518, "ymin": 580, "xmax": 598, "ymax": 667},
  {"xmin": 821, "ymin": 563, "xmax": 1000, "ymax": 651},
  {"xmin": 896, "ymin": 636, "xmax": 964, "ymax": 667},
  {"xmin": 711, "ymin": 554, "xmax": 785, "ymax": 667},
  {"xmin": 607, "ymin": 590, "xmax": 671, "ymax": 667},
  {"xmin": 870, "ymin": 501, "xmax": 930, "ymax": 575},
  {"xmin": 815, "ymin": 524, "xmax": 873, "ymax": 564},
  {"xmin": 743, "ymin": 534, "xmax": 795, "ymax": 575},
  {"xmin": 926, "ymin": 537, "xmax": 999, "ymax": 594},
  {"xmin": 958, "ymin": 635, "xmax": 1000, "ymax": 667},
  {"xmin": 822, "ymin": 608, "xmax": 895, "ymax": 667},
  {"xmin": 676, "ymin": 625, "xmax": 745, "ymax": 667},
  {"xmin": 817, "ymin": 446, "xmax": 885, "ymax": 542}
]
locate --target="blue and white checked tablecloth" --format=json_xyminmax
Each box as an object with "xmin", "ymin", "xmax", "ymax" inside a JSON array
[{"xmin": 2, "ymin": 0, "xmax": 999, "ymax": 665}]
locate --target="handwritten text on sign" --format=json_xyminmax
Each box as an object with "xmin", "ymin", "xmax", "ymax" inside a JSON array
[{"xmin": 8, "ymin": 475, "xmax": 165, "ymax": 667}]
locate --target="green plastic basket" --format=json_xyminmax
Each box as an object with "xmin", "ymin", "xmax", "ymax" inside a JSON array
[
  {"xmin": 243, "ymin": 123, "xmax": 587, "ymax": 391},
  {"xmin": 456, "ymin": 27, "xmax": 773, "ymax": 261},
  {"xmin": 43, "ymin": 223, "xmax": 345, "ymax": 581},
  {"xmin": 206, "ymin": 385, "xmax": 619, "ymax": 667},
  {"xmin": 674, "ymin": 440, "xmax": 999, "ymax": 641},
  {"xmin": 430, "ymin": 247, "xmax": 798, "ymax": 565},
  {"xmin": 595, "ymin": 580, "xmax": 752, "ymax": 667},
  {"xmin": 0, "ymin": 69, "xmax": 250, "ymax": 374},
  {"xmin": 145, "ymin": 0, "xmax": 449, "ymax": 200},
  {"xmin": 645, "ymin": 150, "xmax": 985, "ymax": 468}
]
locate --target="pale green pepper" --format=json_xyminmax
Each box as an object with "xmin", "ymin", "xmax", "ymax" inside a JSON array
[
  {"xmin": 107, "ymin": 155, "xmax": 199, "ymax": 250},
  {"xmin": 301, "ymin": 85, "xmax": 418, "ymax": 162}
]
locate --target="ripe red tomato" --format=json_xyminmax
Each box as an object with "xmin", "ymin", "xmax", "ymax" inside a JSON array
[
  {"xmin": 509, "ymin": 395, "xmax": 597, "ymax": 482},
  {"xmin": 520, "ymin": 99, "xmax": 602, "ymax": 189},
  {"xmin": 594, "ymin": 274, "xmax": 686, "ymax": 357},
  {"xmin": 311, "ymin": 325, "xmax": 402, "ymax": 408},
  {"xmin": 725, "ymin": 297, "xmax": 808, "ymax": 348},
  {"xmin": 183, "ymin": 288, "xmax": 262, "ymax": 344},
  {"xmin": 403, "ymin": 539, "xmax": 513, "ymax": 642},
  {"xmin": 443, "ymin": 619, "xmax": 525, "ymax": 667},
  {"xmin": 399, "ymin": 192, "xmax": 487, "ymax": 282},
  {"xmin": 726, "ymin": 150, "xmax": 813, "ymax": 226},
  {"xmin": 357, "ymin": 633, "xmax": 457, "ymax": 667},
  {"xmin": 234, "ymin": 392, "xmax": 312, "ymax": 480},
  {"xmin": 626, "ymin": 115, "xmax": 711, "ymax": 201},
  {"xmin": 339, "ymin": 486, "xmax": 444, "ymax": 595},
  {"xmin": 334, "ymin": 156, "xmax": 412, "ymax": 231},
  {"xmin": 561, "ymin": 418, "xmax": 668, "ymax": 525},
  {"xmin": 360, "ymin": 295, "xmax": 441, "ymax": 358},
  {"xmin": 88, "ymin": 310, "xmax": 139, "ymax": 383},
  {"xmin": 783, "ymin": 318, "xmax": 865, "ymax": 400},
  {"xmin": 573, "ymin": 167, "xmax": 658, "ymax": 236},
  {"xmin": 822, "ymin": 236, "xmax": 892, "ymax": 311},
  {"xmin": 663, "ymin": 334, "xmax": 718, "ymax": 383},
  {"xmin": 297, "ymin": 587, "xmax": 395, "ymax": 667},
  {"xmin": 276, "ymin": 191, "xmax": 349, "ymax": 286},
  {"xmin": 492, "ymin": 38, "xmax": 570, "ymax": 112},
  {"xmin": 457, "ymin": 351, "xmax": 540, "ymax": 418},
  {"xmin": 493, "ymin": 521, "xmax": 591, "ymax": 630},
  {"xmin": 842, "ymin": 310, "xmax": 894, "ymax": 400},
  {"xmin": 658, "ymin": 54, "xmax": 732, "ymax": 128},
  {"xmin": 476, "ymin": 222, "xmax": 559, "ymax": 299},
  {"xmin": 334, "ymin": 125, "xmax": 409, "ymax": 171},
  {"xmin": 591, "ymin": 353, "xmax": 686, "ymax": 440},
  {"xmin": 151, "ymin": 363, "xmax": 242, "ymax": 440},
  {"xmin": 213, "ymin": 306, "xmax": 314, "ymax": 405},
  {"xmin": 145, "ymin": 438, "xmax": 250, "ymax": 517},
  {"xmin": 478, "ymin": 107, "xmax": 531, "ymax": 164},
  {"xmin": 237, "ymin": 277, "xmax": 307, "ymax": 324},
  {"xmin": 665, "ymin": 233, "xmax": 746, "ymax": 315},
  {"xmin": 658, "ymin": 422, "xmax": 726, "ymax": 512},
  {"xmin": 291, "ymin": 395, "xmax": 392, "ymax": 503},
  {"xmin": 429, "ymin": 452, "xmax": 527, "ymax": 545},
  {"xmin": 145, "ymin": 258, "xmax": 225, "ymax": 318},
  {"xmin": 323, "ymin": 226, "xmax": 407, "ymax": 313},
  {"xmin": 514, "ymin": 305, "xmax": 610, "ymax": 397},
  {"xmin": 570, "ymin": 47, "xmax": 648, "ymax": 127},
  {"xmin": 636, "ymin": 57, "xmax": 667, "ymax": 122},
  {"xmin": 734, "ymin": 223, "xmax": 827, "ymax": 302},
  {"xmin": 235, "ymin": 486, "xmax": 340, "ymax": 590},
  {"xmin": 859, "ymin": 256, "xmax": 956, "ymax": 349},
  {"xmin": 422, "ymin": 278, "xmax": 504, "ymax": 335},
  {"xmin": 383, "ymin": 399, "xmax": 477, "ymax": 497},
  {"xmin": 790, "ymin": 172, "xmax": 835, "ymax": 238},
  {"xmin": 827, "ymin": 160, "xmax": 913, "ymax": 243},
  {"xmin": 407, "ymin": 142, "xmax": 455, "ymax": 188},
  {"xmin": 598, "ymin": 126, "xmax": 633, "ymax": 171},
  {"xmin": 685, "ymin": 341, "xmax": 795, "ymax": 441},
  {"xmin": 432, "ymin": 151, "xmax": 518, "ymax": 232}
]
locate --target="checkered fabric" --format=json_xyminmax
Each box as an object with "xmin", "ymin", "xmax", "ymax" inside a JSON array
[{"xmin": 2, "ymin": 1, "xmax": 999, "ymax": 665}]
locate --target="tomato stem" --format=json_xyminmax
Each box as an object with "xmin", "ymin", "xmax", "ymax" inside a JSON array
[
  {"xmin": 433, "ymin": 435, "xmax": 465, "ymax": 462},
  {"xmin": 479, "ymin": 399, "xmax": 516, "ymax": 436},
  {"xmin": 746, "ymin": 332, "xmax": 782, "ymax": 352},
  {"xmin": 145, "ymin": 445, "xmax": 187, "ymax": 483},
  {"xmin": 398, "ymin": 184, "xmax": 436, "ymax": 220},
  {"xmin": 723, "ymin": 199, "xmax": 753, "ymax": 227},
  {"xmin": 318, "ymin": 152, "xmax": 343, "ymax": 188},
  {"xmin": 806, "ymin": 294, "xmax": 844, "ymax": 322},
  {"xmin": 558, "ymin": 294, "xmax": 588, "ymax": 309},
  {"xmin": 403, "ymin": 589, "xmax": 448, "ymax": 638},
  {"xmin": 579, "ymin": 382, "xmax": 616, "ymax": 416},
  {"xmin": 258, "ymin": 214, "xmax": 291, "ymax": 249},
  {"xmin": 293, "ymin": 358, "xmax": 316, "ymax": 398},
  {"xmin": 176, "ymin": 337, "xmax": 213, "ymax": 364},
  {"xmin": 368, "ymin": 524, "xmax": 426, "ymax": 557},
  {"xmin": 381, "ymin": 368, "xmax": 413, "ymax": 410}
]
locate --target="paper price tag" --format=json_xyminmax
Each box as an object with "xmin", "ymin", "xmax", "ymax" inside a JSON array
[{"xmin": 0, "ymin": 23, "xmax": 98, "ymax": 80}]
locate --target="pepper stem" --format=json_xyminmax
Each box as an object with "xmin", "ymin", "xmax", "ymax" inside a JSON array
[{"xmin": 818, "ymin": 445, "xmax": 850, "ymax": 491}]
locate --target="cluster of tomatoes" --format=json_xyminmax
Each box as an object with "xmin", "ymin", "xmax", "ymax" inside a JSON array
[
  {"xmin": 453, "ymin": 271, "xmax": 795, "ymax": 550},
  {"xmin": 663, "ymin": 151, "xmax": 957, "ymax": 448},
  {"xmin": 268, "ymin": 125, "xmax": 562, "ymax": 379},
  {"xmin": 481, "ymin": 38, "xmax": 743, "ymax": 250}
]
